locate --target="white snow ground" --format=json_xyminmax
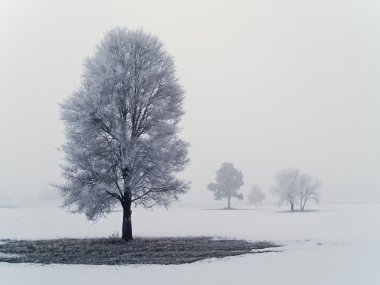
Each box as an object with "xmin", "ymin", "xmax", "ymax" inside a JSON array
[{"xmin": 0, "ymin": 203, "xmax": 379, "ymax": 284}]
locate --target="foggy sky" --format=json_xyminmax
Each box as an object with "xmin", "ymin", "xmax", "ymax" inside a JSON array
[{"xmin": 1, "ymin": 0, "xmax": 380, "ymax": 205}]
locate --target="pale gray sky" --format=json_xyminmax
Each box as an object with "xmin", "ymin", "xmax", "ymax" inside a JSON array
[{"xmin": 1, "ymin": 0, "xmax": 380, "ymax": 205}]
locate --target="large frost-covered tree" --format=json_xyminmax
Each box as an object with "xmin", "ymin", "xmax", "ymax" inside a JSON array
[
  {"xmin": 57, "ymin": 27, "xmax": 189, "ymax": 241},
  {"xmin": 207, "ymin": 162, "xmax": 244, "ymax": 209}
]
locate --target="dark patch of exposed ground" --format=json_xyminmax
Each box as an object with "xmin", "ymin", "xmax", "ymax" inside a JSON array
[{"xmin": 0, "ymin": 237, "xmax": 279, "ymax": 265}]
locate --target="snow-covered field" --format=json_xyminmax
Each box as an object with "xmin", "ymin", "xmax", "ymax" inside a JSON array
[{"xmin": 1, "ymin": 203, "xmax": 379, "ymax": 284}]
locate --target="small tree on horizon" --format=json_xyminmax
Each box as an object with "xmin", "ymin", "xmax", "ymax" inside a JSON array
[
  {"xmin": 298, "ymin": 173, "xmax": 321, "ymax": 211},
  {"xmin": 272, "ymin": 168, "xmax": 321, "ymax": 211},
  {"xmin": 56, "ymin": 27, "xmax": 189, "ymax": 241},
  {"xmin": 207, "ymin": 162, "xmax": 244, "ymax": 209},
  {"xmin": 272, "ymin": 168, "xmax": 299, "ymax": 211},
  {"xmin": 247, "ymin": 184, "xmax": 266, "ymax": 206}
]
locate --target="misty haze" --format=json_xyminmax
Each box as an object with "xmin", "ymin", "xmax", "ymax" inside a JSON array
[{"xmin": 1, "ymin": 0, "xmax": 379, "ymax": 284}]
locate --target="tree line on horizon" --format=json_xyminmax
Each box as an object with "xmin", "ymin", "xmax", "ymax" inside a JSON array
[{"xmin": 207, "ymin": 162, "xmax": 321, "ymax": 211}]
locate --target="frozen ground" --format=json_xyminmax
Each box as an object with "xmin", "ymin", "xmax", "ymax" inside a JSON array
[{"xmin": 0, "ymin": 203, "xmax": 379, "ymax": 284}]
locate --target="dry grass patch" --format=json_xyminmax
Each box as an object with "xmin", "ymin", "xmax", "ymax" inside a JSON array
[{"xmin": 0, "ymin": 237, "xmax": 278, "ymax": 265}]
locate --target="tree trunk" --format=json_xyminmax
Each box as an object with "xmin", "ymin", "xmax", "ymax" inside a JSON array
[
  {"xmin": 290, "ymin": 202, "xmax": 294, "ymax": 212},
  {"xmin": 301, "ymin": 200, "xmax": 307, "ymax": 211},
  {"xmin": 228, "ymin": 197, "xmax": 231, "ymax": 209},
  {"xmin": 122, "ymin": 202, "xmax": 133, "ymax": 241}
]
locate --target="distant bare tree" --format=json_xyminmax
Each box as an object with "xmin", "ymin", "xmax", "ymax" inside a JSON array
[
  {"xmin": 272, "ymin": 168, "xmax": 300, "ymax": 211},
  {"xmin": 207, "ymin": 162, "xmax": 244, "ymax": 209},
  {"xmin": 247, "ymin": 184, "xmax": 266, "ymax": 206},
  {"xmin": 273, "ymin": 168, "xmax": 321, "ymax": 211},
  {"xmin": 298, "ymin": 174, "xmax": 321, "ymax": 211}
]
